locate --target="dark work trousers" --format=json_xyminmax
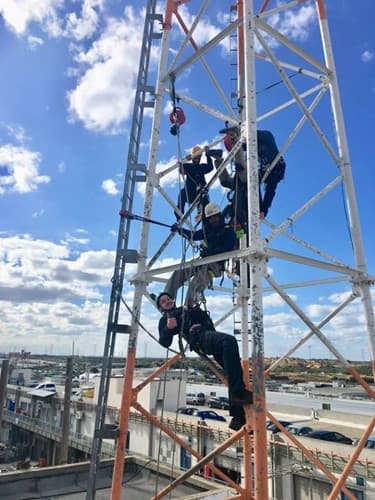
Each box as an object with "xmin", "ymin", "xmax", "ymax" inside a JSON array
[
  {"xmin": 175, "ymin": 186, "xmax": 209, "ymax": 220},
  {"xmin": 200, "ymin": 330, "xmax": 246, "ymax": 419},
  {"xmin": 259, "ymin": 160, "xmax": 285, "ymax": 217},
  {"xmin": 165, "ymin": 263, "xmax": 222, "ymax": 308}
]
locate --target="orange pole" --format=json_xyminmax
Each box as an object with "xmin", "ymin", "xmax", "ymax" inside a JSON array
[
  {"xmin": 134, "ymin": 401, "xmax": 245, "ymax": 494},
  {"xmin": 252, "ymin": 357, "xmax": 268, "ymax": 499},
  {"xmin": 134, "ymin": 354, "xmax": 182, "ymax": 393},
  {"xmin": 316, "ymin": 0, "xmax": 327, "ymax": 20},
  {"xmin": 111, "ymin": 2, "xmax": 176, "ymax": 495},
  {"xmin": 111, "ymin": 347, "xmax": 136, "ymax": 499},
  {"xmin": 347, "ymin": 365, "xmax": 375, "ymax": 399},
  {"xmin": 242, "ymin": 358, "xmax": 253, "ymax": 496},
  {"xmin": 204, "ymin": 355, "xmax": 229, "ymax": 385},
  {"xmin": 328, "ymin": 416, "xmax": 375, "ymax": 500},
  {"xmin": 152, "ymin": 427, "xmax": 248, "ymax": 500},
  {"xmin": 258, "ymin": 0, "xmax": 271, "ymax": 14}
]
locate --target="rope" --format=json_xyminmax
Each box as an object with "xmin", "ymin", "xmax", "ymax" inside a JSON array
[{"xmin": 256, "ymin": 70, "xmax": 301, "ymax": 95}]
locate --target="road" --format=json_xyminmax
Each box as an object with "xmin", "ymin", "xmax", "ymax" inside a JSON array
[{"xmin": 187, "ymin": 384, "xmax": 375, "ymax": 416}]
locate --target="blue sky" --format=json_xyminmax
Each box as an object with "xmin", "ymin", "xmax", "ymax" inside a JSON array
[{"xmin": 0, "ymin": 1, "xmax": 374, "ymax": 361}]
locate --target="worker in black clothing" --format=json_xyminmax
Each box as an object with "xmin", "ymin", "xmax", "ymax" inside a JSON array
[
  {"xmin": 220, "ymin": 127, "xmax": 286, "ymax": 222},
  {"xmin": 167, "ymin": 202, "xmax": 237, "ymax": 307},
  {"xmin": 156, "ymin": 292, "xmax": 252, "ymax": 430},
  {"xmin": 257, "ymin": 130, "xmax": 286, "ymax": 218},
  {"xmin": 175, "ymin": 145, "xmax": 214, "ymax": 221}
]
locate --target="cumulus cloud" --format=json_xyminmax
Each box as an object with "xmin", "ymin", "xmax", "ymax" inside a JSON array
[
  {"xmin": 0, "ymin": 233, "xmax": 142, "ymax": 353},
  {"xmin": 176, "ymin": 5, "xmax": 224, "ymax": 48},
  {"xmin": 277, "ymin": 4, "xmax": 316, "ymax": 41},
  {"xmin": 0, "ymin": 234, "xmax": 114, "ymax": 304},
  {"xmin": 102, "ymin": 178, "xmax": 119, "ymax": 195},
  {"xmin": 32, "ymin": 209, "xmax": 45, "ymax": 219},
  {"xmin": 63, "ymin": 232, "xmax": 90, "ymax": 246},
  {"xmin": 0, "ymin": 0, "xmax": 64, "ymax": 37},
  {"xmin": 67, "ymin": 7, "xmax": 153, "ymax": 133},
  {"xmin": 0, "ymin": 299, "xmax": 109, "ymax": 354},
  {"xmin": 27, "ymin": 35, "xmax": 44, "ymax": 49},
  {"xmin": 361, "ymin": 50, "xmax": 374, "ymax": 63},
  {"xmin": 2, "ymin": 123, "xmax": 29, "ymax": 143},
  {"xmin": 257, "ymin": 4, "xmax": 316, "ymax": 52},
  {"xmin": 0, "ymin": 144, "xmax": 50, "ymax": 194},
  {"xmin": 57, "ymin": 161, "xmax": 66, "ymax": 173},
  {"xmin": 65, "ymin": 0, "xmax": 104, "ymax": 41}
]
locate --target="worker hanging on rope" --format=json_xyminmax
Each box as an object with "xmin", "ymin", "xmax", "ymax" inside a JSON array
[
  {"xmin": 175, "ymin": 145, "xmax": 219, "ymax": 223},
  {"xmin": 168, "ymin": 202, "xmax": 237, "ymax": 307},
  {"xmin": 156, "ymin": 292, "xmax": 252, "ymax": 431},
  {"xmin": 218, "ymin": 126, "xmax": 286, "ymax": 227}
]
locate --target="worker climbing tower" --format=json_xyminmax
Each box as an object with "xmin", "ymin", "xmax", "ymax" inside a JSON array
[{"xmin": 87, "ymin": 1, "xmax": 375, "ymax": 499}]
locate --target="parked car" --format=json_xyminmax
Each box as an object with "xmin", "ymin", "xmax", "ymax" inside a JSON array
[
  {"xmin": 306, "ymin": 430, "xmax": 353, "ymax": 445},
  {"xmin": 33, "ymin": 382, "xmax": 57, "ymax": 393},
  {"xmin": 186, "ymin": 392, "xmax": 206, "ymax": 405},
  {"xmin": 177, "ymin": 407, "xmax": 195, "ymax": 415},
  {"xmin": 352, "ymin": 436, "xmax": 375, "ymax": 449},
  {"xmin": 287, "ymin": 424, "xmax": 313, "ymax": 436},
  {"xmin": 266, "ymin": 420, "xmax": 292, "ymax": 433},
  {"xmin": 191, "ymin": 409, "xmax": 226, "ymax": 422},
  {"xmin": 207, "ymin": 396, "xmax": 230, "ymax": 410}
]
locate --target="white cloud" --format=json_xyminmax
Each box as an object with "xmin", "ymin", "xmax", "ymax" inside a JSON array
[
  {"xmin": 0, "ymin": 144, "xmax": 50, "ymax": 194},
  {"xmin": 102, "ymin": 178, "xmax": 119, "ymax": 195},
  {"xmin": 27, "ymin": 35, "xmax": 43, "ymax": 49},
  {"xmin": 3, "ymin": 123, "xmax": 29, "ymax": 143},
  {"xmin": 258, "ymin": 4, "xmax": 316, "ymax": 52},
  {"xmin": 0, "ymin": 299, "xmax": 109, "ymax": 354},
  {"xmin": 0, "ymin": 234, "xmax": 114, "ymax": 304},
  {"xmin": 65, "ymin": 0, "xmax": 104, "ymax": 41},
  {"xmin": 361, "ymin": 50, "xmax": 374, "ymax": 63},
  {"xmin": 63, "ymin": 232, "xmax": 90, "ymax": 246},
  {"xmin": 57, "ymin": 161, "xmax": 66, "ymax": 173},
  {"xmin": 32, "ymin": 209, "xmax": 45, "ymax": 219},
  {"xmin": 67, "ymin": 7, "xmax": 152, "ymax": 133},
  {"xmin": 277, "ymin": 5, "xmax": 316, "ymax": 42},
  {"xmin": 0, "ymin": 0, "xmax": 64, "ymax": 37},
  {"xmin": 176, "ymin": 5, "xmax": 223, "ymax": 48},
  {"xmin": 264, "ymin": 292, "xmax": 295, "ymax": 308}
]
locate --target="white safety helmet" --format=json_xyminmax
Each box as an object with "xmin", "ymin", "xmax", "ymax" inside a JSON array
[{"xmin": 204, "ymin": 202, "xmax": 221, "ymax": 218}]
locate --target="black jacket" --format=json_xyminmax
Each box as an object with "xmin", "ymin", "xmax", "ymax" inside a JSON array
[
  {"xmin": 158, "ymin": 306, "xmax": 215, "ymax": 348},
  {"xmin": 180, "ymin": 216, "xmax": 237, "ymax": 259},
  {"xmin": 181, "ymin": 155, "xmax": 213, "ymax": 200}
]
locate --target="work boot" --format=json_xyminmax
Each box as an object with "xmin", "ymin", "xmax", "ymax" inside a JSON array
[
  {"xmin": 229, "ymin": 414, "xmax": 246, "ymax": 431},
  {"xmin": 231, "ymin": 389, "xmax": 253, "ymax": 406}
]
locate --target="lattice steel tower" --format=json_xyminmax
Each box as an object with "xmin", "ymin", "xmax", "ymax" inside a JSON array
[{"xmin": 87, "ymin": 1, "xmax": 375, "ymax": 499}]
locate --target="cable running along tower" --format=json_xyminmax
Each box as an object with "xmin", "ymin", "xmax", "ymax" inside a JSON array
[{"xmin": 87, "ymin": 1, "xmax": 375, "ymax": 499}]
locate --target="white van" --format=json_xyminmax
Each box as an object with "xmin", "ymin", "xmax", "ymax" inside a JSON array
[
  {"xmin": 35, "ymin": 382, "xmax": 57, "ymax": 393},
  {"xmin": 186, "ymin": 392, "xmax": 205, "ymax": 405}
]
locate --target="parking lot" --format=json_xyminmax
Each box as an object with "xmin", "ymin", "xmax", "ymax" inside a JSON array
[{"xmin": 172, "ymin": 400, "xmax": 373, "ymax": 447}]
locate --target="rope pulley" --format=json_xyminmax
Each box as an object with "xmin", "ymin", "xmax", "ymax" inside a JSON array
[
  {"xmin": 169, "ymin": 73, "xmax": 186, "ymax": 136},
  {"xmin": 223, "ymin": 134, "xmax": 233, "ymax": 152},
  {"xmin": 169, "ymin": 106, "xmax": 186, "ymax": 136},
  {"xmin": 169, "ymin": 106, "xmax": 186, "ymax": 126}
]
